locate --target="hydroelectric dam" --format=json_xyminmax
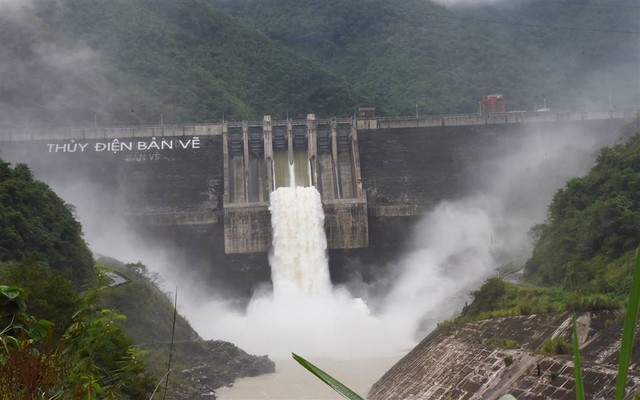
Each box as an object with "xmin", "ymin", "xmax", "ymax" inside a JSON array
[{"xmin": 0, "ymin": 108, "xmax": 636, "ymax": 289}]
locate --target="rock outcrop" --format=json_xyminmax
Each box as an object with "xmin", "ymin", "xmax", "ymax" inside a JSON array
[{"xmin": 148, "ymin": 340, "xmax": 275, "ymax": 399}]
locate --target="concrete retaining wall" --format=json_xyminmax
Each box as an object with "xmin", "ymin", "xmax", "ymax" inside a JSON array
[
  {"xmin": 223, "ymin": 204, "xmax": 271, "ymax": 254},
  {"xmin": 369, "ymin": 311, "xmax": 640, "ymax": 400},
  {"xmin": 324, "ymin": 200, "xmax": 369, "ymax": 249}
]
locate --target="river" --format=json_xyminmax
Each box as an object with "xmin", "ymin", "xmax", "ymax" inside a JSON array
[{"xmin": 217, "ymin": 355, "xmax": 403, "ymax": 399}]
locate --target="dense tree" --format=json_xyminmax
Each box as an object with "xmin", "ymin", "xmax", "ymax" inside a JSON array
[
  {"xmin": 3, "ymin": 0, "xmax": 637, "ymax": 127},
  {"xmin": 0, "ymin": 258, "xmax": 78, "ymax": 332},
  {"xmin": 1, "ymin": 0, "xmax": 356, "ymax": 127},
  {"xmin": 0, "ymin": 162, "xmax": 156, "ymax": 397},
  {"xmin": 460, "ymin": 121, "xmax": 640, "ymax": 321},
  {"xmin": 211, "ymin": 0, "xmax": 640, "ymax": 115},
  {"xmin": 525, "ymin": 129, "xmax": 640, "ymax": 289},
  {"xmin": 0, "ymin": 283, "xmax": 155, "ymax": 398},
  {"xmin": 0, "ymin": 161, "xmax": 93, "ymax": 285}
]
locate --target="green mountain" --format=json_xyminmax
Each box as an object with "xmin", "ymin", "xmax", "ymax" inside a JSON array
[
  {"xmin": 525, "ymin": 123, "xmax": 640, "ymax": 291},
  {"xmin": 461, "ymin": 120, "xmax": 640, "ymax": 320},
  {"xmin": 210, "ymin": 0, "xmax": 640, "ymax": 115},
  {"xmin": 1, "ymin": 0, "xmax": 637, "ymax": 127},
  {"xmin": 1, "ymin": 0, "xmax": 356, "ymax": 128}
]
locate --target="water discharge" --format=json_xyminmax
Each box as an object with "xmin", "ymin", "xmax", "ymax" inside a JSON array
[
  {"xmin": 269, "ymin": 186, "xmax": 331, "ymax": 296},
  {"xmin": 184, "ymin": 127, "xmax": 611, "ymax": 362},
  {"xmin": 196, "ymin": 162, "xmax": 414, "ymax": 358}
]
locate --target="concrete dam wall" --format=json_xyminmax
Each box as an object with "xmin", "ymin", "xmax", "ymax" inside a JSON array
[
  {"xmin": 221, "ymin": 115, "xmax": 367, "ymax": 254},
  {"xmin": 0, "ymin": 112, "xmax": 633, "ymax": 286},
  {"xmin": 0, "ymin": 115, "xmax": 372, "ymax": 256}
]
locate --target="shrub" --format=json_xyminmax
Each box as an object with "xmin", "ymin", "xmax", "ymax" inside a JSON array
[
  {"xmin": 539, "ymin": 337, "xmax": 572, "ymax": 356},
  {"xmin": 503, "ymin": 355, "xmax": 514, "ymax": 367},
  {"xmin": 487, "ymin": 337, "xmax": 519, "ymax": 349}
]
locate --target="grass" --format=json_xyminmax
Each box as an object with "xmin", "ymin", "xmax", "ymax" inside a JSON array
[
  {"xmin": 614, "ymin": 247, "xmax": 640, "ymax": 399},
  {"xmin": 539, "ymin": 337, "xmax": 572, "ymax": 356},
  {"xmin": 572, "ymin": 315, "xmax": 585, "ymax": 400},
  {"xmin": 291, "ymin": 353, "xmax": 364, "ymax": 400}
]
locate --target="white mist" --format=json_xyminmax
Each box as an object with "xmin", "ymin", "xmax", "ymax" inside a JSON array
[{"xmin": 191, "ymin": 184, "xmax": 413, "ymax": 358}]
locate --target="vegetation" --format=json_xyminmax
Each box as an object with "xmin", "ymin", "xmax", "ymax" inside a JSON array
[
  {"xmin": 614, "ymin": 246, "xmax": 640, "ymax": 399},
  {"xmin": 539, "ymin": 337, "xmax": 572, "ymax": 356},
  {"xmin": 96, "ymin": 258, "xmax": 197, "ymax": 345},
  {"xmin": 486, "ymin": 337, "xmax": 519, "ymax": 350},
  {"xmin": 211, "ymin": 0, "xmax": 639, "ymax": 115},
  {"xmin": 3, "ymin": 0, "xmax": 638, "ymax": 126},
  {"xmin": 0, "ymin": 258, "xmax": 78, "ymax": 333},
  {"xmin": 292, "ymin": 353, "xmax": 365, "ymax": 400},
  {"xmin": 0, "ymin": 161, "xmax": 93, "ymax": 285},
  {"xmin": 0, "ymin": 280, "xmax": 155, "ymax": 398},
  {"xmin": 460, "ymin": 122, "xmax": 640, "ymax": 321},
  {"xmin": 2, "ymin": 0, "xmax": 356, "ymax": 127},
  {"xmin": 503, "ymin": 355, "xmax": 514, "ymax": 367},
  {"xmin": 526, "ymin": 132, "xmax": 640, "ymax": 290},
  {"xmin": 0, "ymin": 161, "xmax": 155, "ymax": 398}
]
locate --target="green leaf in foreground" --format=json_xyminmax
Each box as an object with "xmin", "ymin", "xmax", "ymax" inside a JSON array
[
  {"xmin": 292, "ymin": 353, "xmax": 365, "ymax": 400},
  {"xmin": 572, "ymin": 315, "xmax": 585, "ymax": 400},
  {"xmin": 615, "ymin": 247, "xmax": 640, "ymax": 400}
]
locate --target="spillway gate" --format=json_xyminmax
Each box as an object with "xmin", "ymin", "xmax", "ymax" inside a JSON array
[{"xmin": 223, "ymin": 115, "xmax": 368, "ymax": 254}]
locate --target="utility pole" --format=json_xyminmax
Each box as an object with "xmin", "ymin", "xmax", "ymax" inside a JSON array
[{"xmin": 415, "ymin": 104, "xmax": 418, "ymax": 118}]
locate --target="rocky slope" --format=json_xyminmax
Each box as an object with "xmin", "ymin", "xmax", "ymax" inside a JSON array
[
  {"xmin": 147, "ymin": 340, "xmax": 275, "ymax": 399},
  {"xmin": 369, "ymin": 311, "xmax": 640, "ymax": 399}
]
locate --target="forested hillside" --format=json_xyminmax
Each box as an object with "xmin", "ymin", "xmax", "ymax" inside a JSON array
[
  {"xmin": 525, "ymin": 123, "xmax": 640, "ymax": 291},
  {"xmin": 212, "ymin": 0, "xmax": 640, "ymax": 115},
  {"xmin": 1, "ymin": 0, "xmax": 356, "ymax": 127},
  {"xmin": 1, "ymin": 0, "xmax": 637, "ymax": 125},
  {"xmin": 461, "ymin": 120, "xmax": 640, "ymax": 320},
  {"xmin": 0, "ymin": 160, "xmax": 274, "ymax": 398},
  {"xmin": 0, "ymin": 160, "xmax": 155, "ymax": 397},
  {"xmin": 0, "ymin": 161, "xmax": 93, "ymax": 284}
]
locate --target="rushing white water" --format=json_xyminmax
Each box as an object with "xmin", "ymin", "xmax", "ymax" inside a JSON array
[
  {"xmin": 269, "ymin": 185, "xmax": 331, "ymax": 297},
  {"xmin": 182, "ymin": 162, "xmax": 414, "ymax": 358}
]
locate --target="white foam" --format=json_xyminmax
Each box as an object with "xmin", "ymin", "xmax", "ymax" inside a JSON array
[
  {"xmin": 187, "ymin": 184, "xmax": 413, "ymax": 358},
  {"xmin": 269, "ymin": 186, "xmax": 331, "ymax": 297}
]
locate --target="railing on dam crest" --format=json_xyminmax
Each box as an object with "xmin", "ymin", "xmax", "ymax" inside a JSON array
[{"xmin": 1, "ymin": 108, "xmax": 636, "ymax": 142}]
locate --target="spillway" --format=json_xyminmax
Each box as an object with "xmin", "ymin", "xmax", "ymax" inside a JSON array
[
  {"xmin": 223, "ymin": 115, "xmax": 369, "ymax": 254},
  {"xmin": 269, "ymin": 185, "xmax": 330, "ymax": 297}
]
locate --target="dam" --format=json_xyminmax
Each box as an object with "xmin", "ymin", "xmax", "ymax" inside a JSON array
[
  {"xmin": 0, "ymin": 108, "xmax": 636, "ymax": 289},
  {"xmin": 222, "ymin": 115, "xmax": 367, "ymax": 254}
]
